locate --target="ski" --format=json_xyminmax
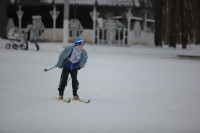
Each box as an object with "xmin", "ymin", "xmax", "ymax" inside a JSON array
[
  {"xmin": 68, "ymin": 97, "xmax": 90, "ymax": 103},
  {"xmin": 54, "ymin": 97, "xmax": 70, "ymax": 103}
]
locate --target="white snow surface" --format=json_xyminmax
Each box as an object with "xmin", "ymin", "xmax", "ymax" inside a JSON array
[{"xmin": 0, "ymin": 38, "xmax": 200, "ymax": 133}]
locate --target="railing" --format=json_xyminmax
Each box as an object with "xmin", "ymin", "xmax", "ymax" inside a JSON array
[{"xmin": 96, "ymin": 19, "xmax": 127, "ymax": 45}]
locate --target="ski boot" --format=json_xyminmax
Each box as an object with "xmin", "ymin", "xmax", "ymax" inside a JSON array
[
  {"xmin": 73, "ymin": 95, "xmax": 80, "ymax": 100},
  {"xmin": 36, "ymin": 45, "xmax": 40, "ymax": 51},
  {"xmin": 58, "ymin": 95, "xmax": 64, "ymax": 100}
]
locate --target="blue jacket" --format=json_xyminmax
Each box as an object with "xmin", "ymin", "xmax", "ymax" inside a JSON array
[{"xmin": 56, "ymin": 45, "xmax": 88, "ymax": 69}]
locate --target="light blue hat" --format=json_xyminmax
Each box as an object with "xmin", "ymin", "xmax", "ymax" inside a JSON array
[{"xmin": 74, "ymin": 37, "xmax": 85, "ymax": 46}]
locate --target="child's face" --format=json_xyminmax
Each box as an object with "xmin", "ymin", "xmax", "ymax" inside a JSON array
[{"xmin": 77, "ymin": 45, "xmax": 84, "ymax": 51}]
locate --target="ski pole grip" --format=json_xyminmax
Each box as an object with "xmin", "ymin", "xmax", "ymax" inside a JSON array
[{"xmin": 44, "ymin": 66, "xmax": 56, "ymax": 72}]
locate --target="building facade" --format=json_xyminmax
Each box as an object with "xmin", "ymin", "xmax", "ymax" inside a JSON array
[{"xmin": 6, "ymin": 0, "xmax": 154, "ymax": 45}]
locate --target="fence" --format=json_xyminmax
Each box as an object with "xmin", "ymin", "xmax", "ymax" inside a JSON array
[{"xmin": 96, "ymin": 19, "xmax": 127, "ymax": 45}]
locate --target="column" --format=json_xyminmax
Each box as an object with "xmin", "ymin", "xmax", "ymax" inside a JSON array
[
  {"xmin": 50, "ymin": 5, "xmax": 60, "ymax": 41},
  {"xmin": 16, "ymin": 6, "xmax": 23, "ymax": 33},
  {"xmin": 63, "ymin": 0, "xmax": 70, "ymax": 47},
  {"xmin": 126, "ymin": 8, "xmax": 132, "ymax": 45}
]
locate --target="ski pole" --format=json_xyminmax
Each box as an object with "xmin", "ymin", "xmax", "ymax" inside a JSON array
[{"xmin": 44, "ymin": 66, "xmax": 56, "ymax": 72}]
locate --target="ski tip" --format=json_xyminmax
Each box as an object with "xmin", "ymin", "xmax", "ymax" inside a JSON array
[
  {"xmin": 67, "ymin": 99, "xmax": 71, "ymax": 103},
  {"xmin": 87, "ymin": 99, "xmax": 90, "ymax": 103}
]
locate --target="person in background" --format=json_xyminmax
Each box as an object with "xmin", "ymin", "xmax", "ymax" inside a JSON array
[{"xmin": 25, "ymin": 22, "xmax": 39, "ymax": 51}]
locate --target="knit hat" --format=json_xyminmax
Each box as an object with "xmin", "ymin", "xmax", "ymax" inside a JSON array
[{"xmin": 74, "ymin": 37, "xmax": 85, "ymax": 46}]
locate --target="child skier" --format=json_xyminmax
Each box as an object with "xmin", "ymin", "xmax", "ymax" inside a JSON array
[{"xmin": 56, "ymin": 37, "xmax": 88, "ymax": 100}]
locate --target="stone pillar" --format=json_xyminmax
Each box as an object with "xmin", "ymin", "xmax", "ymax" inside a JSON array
[
  {"xmin": 126, "ymin": 8, "xmax": 132, "ymax": 45},
  {"xmin": 16, "ymin": 6, "xmax": 23, "ymax": 33},
  {"xmin": 50, "ymin": 5, "xmax": 60, "ymax": 41},
  {"xmin": 90, "ymin": 6, "xmax": 99, "ymax": 44},
  {"xmin": 63, "ymin": 0, "xmax": 70, "ymax": 47},
  {"xmin": 93, "ymin": 6, "xmax": 96, "ymax": 44},
  {"xmin": 143, "ymin": 10, "xmax": 147, "ymax": 32}
]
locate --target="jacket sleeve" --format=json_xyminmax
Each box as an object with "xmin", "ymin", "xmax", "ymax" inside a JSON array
[
  {"xmin": 56, "ymin": 46, "xmax": 73, "ymax": 69},
  {"xmin": 79, "ymin": 49, "xmax": 88, "ymax": 68}
]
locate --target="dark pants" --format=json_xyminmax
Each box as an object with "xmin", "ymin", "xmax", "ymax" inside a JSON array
[
  {"xmin": 58, "ymin": 67, "xmax": 79, "ymax": 96},
  {"xmin": 26, "ymin": 40, "xmax": 39, "ymax": 50}
]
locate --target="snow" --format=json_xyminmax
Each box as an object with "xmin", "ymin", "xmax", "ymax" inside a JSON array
[{"xmin": 0, "ymin": 38, "xmax": 200, "ymax": 133}]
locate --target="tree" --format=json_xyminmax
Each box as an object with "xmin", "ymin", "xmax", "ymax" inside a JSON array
[
  {"xmin": 0, "ymin": 0, "xmax": 8, "ymax": 38},
  {"xmin": 168, "ymin": 0, "xmax": 177, "ymax": 48},
  {"xmin": 155, "ymin": 0, "xmax": 164, "ymax": 47},
  {"xmin": 155, "ymin": 0, "xmax": 200, "ymax": 48},
  {"xmin": 181, "ymin": 0, "xmax": 187, "ymax": 49},
  {"xmin": 194, "ymin": 0, "xmax": 200, "ymax": 44}
]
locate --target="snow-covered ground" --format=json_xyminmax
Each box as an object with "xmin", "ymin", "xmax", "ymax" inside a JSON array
[{"xmin": 0, "ymin": 38, "xmax": 200, "ymax": 133}]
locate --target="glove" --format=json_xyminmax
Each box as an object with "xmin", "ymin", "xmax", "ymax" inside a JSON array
[{"xmin": 77, "ymin": 67, "xmax": 81, "ymax": 70}]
